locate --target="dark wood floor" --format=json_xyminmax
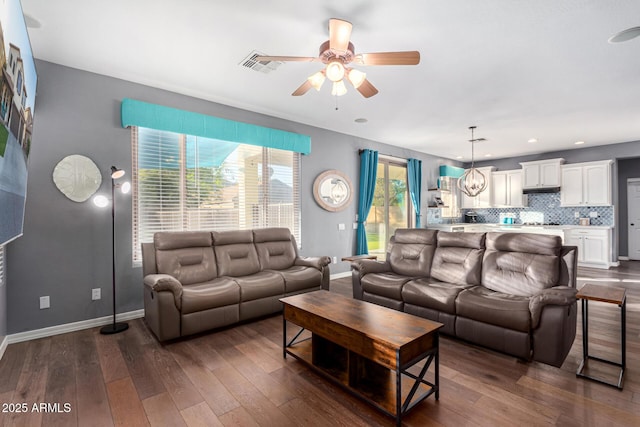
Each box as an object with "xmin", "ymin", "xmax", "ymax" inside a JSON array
[{"xmin": 2, "ymin": 262, "xmax": 640, "ymax": 426}]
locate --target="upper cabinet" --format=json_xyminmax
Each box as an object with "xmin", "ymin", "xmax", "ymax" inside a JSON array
[
  {"xmin": 492, "ymin": 169, "xmax": 527, "ymax": 207},
  {"xmin": 461, "ymin": 166, "xmax": 496, "ymax": 209},
  {"xmin": 520, "ymin": 158, "xmax": 565, "ymax": 189},
  {"xmin": 560, "ymin": 160, "xmax": 613, "ymax": 207}
]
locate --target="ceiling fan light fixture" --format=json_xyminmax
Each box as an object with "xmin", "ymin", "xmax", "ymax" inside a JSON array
[
  {"xmin": 347, "ymin": 68, "xmax": 366, "ymax": 88},
  {"xmin": 326, "ymin": 60, "xmax": 345, "ymax": 82},
  {"xmin": 331, "ymin": 80, "xmax": 348, "ymax": 96},
  {"xmin": 308, "ymin": 71, "xmax": 326, "ymax": 91}
]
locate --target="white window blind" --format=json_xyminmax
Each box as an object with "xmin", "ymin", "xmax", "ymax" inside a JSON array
[
  {"xmin": 0, "ymin": 246, "xmax": 5, "ymax": 287},
  {"xmin": 132, "ymin": 126, "xmax": 301, "ymax": 262}
]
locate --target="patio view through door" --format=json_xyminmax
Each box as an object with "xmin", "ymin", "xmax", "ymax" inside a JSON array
[{"xmin": 366, "ymin": 158, "xmax": 412, "ymax": 259}]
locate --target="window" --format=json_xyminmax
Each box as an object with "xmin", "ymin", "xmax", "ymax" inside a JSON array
[
  {"xmin": 366, "ymin": 158, "xmax": 412, "ymax": 259},
  {"xmin": 0, "ymin": 245, "xmax": 5, "ymax": 287},
  {"xmin": 132, "ymin": 126, "xmax": 301, "ymax": 262}
]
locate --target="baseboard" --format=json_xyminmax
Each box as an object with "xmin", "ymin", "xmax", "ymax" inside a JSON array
[
  {"xmin": 0, "ymin": 335, "xmax": 8, "ymax": 362},
  {"xmin": 5, "ymin": 309, "xmax": 145, "ymax": 346},
  {"xmin": 330, "ymin": 271, "xmax": 351, "ymax": 280}
]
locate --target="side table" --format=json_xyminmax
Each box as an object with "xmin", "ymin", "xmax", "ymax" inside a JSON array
[
  {"xmin": 341, "ymin": 254, "xmax": 378, "ymax": 262},
  {"xmin": 576, "ymin": 283, "xmax": 626, "ymax": 390}
]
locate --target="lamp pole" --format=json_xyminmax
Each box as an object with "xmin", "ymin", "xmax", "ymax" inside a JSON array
[{"xmin": 100, "ymin": 167, "xmax": 129, "ymax": 335}]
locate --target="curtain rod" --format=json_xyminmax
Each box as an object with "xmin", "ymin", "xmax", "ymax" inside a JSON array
[{"xmin": 358, "ymin": 149, "xmax": 409, "ymax": 162}]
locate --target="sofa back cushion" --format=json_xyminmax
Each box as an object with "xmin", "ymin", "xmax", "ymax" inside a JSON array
[
  {"xmin": 253, "ymin": 228, "xmax": 296, "ymax": 270},
  {"xmin": 154, "ymin": 232, "xmax": 217, "ymax": 285},
  {"xmin": 388, "ymin": 229, "xmax": 438, "ymax": 277},
  {"xmin": 431, "ymin": 232, "xmax": 485, "ymax": 285},
  {"xmin": 482, "ymin": 232, "xmax": 561, "ymax": 297},
  {"xmin": 213, "ymin": 230, "xmax": 261, "ymax": 276}
]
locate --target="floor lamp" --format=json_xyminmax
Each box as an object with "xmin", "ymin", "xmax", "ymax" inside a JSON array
[{"xmin": 93, "ymin": 166, "xmax": 131, "ymax": 335}]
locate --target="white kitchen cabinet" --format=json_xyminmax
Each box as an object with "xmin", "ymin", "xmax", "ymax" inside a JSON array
[
  {"xmin": 564, "ymin": 227, "xmax": 611, "ymax": 268},
  {"xmin": 492, "ymin": 169, "xmax": 526, "ymax": 207},
  {"xmin": 460, "ymin": 166, "xmax": 495, "ymax": 209},
  {"xmin": 520, "ymin": 158, "xmax": 565, "ymax": 190},
  {"xmin": 560, "ymin": 160, "xmax": 612, "ymax": 207}
]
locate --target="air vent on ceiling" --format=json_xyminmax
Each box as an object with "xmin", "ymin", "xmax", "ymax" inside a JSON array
[{"xmin": 240, "ymin": 51, "xmax": 283, "ymax": 74}]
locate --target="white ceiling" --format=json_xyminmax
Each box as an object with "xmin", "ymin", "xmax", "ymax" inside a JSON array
[{"xmin": 21, "ymin": 0, "xmax": 640, "ymax": 161}]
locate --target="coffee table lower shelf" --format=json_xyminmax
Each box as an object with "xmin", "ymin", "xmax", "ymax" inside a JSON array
[{"xmin": 284, "ymin": 331, "xmax": 438, "ymax": 425}]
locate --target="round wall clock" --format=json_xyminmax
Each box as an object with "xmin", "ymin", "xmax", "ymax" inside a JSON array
[{"xmin": 52, "ymin": 155, "xmax": 102, "ymax": 202}]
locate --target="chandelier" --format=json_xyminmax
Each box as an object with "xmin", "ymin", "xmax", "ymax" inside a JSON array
[{"xmin": 457, "ymin": 126, "xmax": 487, "ymax": 197}]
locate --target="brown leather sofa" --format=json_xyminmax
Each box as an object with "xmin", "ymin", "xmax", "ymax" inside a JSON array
[
  {"xmin": 351, "ymin": 229, "xmax": 578, "ymax": 367},
  {"xmin": 141, "ymin": 227, "xmax": 331, "ymax": 341}
]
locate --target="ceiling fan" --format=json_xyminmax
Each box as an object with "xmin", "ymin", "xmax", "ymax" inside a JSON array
[
  {"xmin": 608, "ymin": 26, "xmax": 640, "ymax": 43},
  {"xmin": 255, "ymin": 18, "xmax": 420, "ymax": 98}
]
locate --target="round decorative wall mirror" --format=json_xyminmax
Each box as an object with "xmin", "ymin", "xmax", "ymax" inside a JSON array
[
  {"xmin": 313, "ymin": 170, "xmax": 353, "ymax": 212},
  {"xmin": 52, "ymin": 155, "xmax": 102, "ymax": 202}
]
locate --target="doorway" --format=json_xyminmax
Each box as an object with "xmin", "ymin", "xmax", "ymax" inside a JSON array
[
  {"xmin": 628, "ymin": 179, "xmax": 640, "ymax": 260},
  {"xmin": 365, "ymin": 158, "xmax": 412, "ymax": 259}
]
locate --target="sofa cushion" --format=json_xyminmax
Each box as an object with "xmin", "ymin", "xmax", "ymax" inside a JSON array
[
  {"xmin": 402, "ymin": 278, "xmax": 473, "ymax": 315},
  {"xmin": 181, "ymin": 278, "xmax": 240, "ymax": 314},
  {"xmin": 388, "ymin": 229, "xmax": 437, "ymax": 277},
  {"xmin": 254, "ymin": 228, "xmax": 297, "ymax": 270},
  {"xmin": 213, "ymin": 230, "xmax": 261, "ymax": 276},
  {"xmin": 362, "ymin": 272, "xmax": 412, "ymax": 300},
  {"xmin": 456, "ymin": 286, "xmax": 531, "ymax": 332},
  {"xmin": 431, "ymin": 231, "xmax": 485, "ymax": 285},
  {"xmin": 482, "ymin": 233, "xmax": 561, "ymax": 297},
  {"xmin": 273, "ymin": 266, "xmax": 322, "ymax": 293},
  {"xmin": 234, "ymin": 271, "xmax": 285, "ymax": 302},
  {"xmin": 154, "ymin": 232, "xmax": 217, "ymax": 285}
]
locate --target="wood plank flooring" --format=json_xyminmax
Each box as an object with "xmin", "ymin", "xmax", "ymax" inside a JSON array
[{"xmin": 1, "ymin": 262, "xmax": 640, "ymax": 426}]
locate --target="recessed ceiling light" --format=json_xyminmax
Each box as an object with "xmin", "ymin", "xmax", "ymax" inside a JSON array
[
  {"xmin": 484, "ymin": 154, "xmax": 492, "ymax": 157},
  {"xmin": 574, "ymin": 141, "xmax": 585, "ymax": 145},
  {"xmin": 354, "ymin": 118, "xmax": 368, "ymax": 123},
  {"xmin": 456, "ymin": 156, "xmax": 463, "ymax": 159},
  {"xmin": 528, "ymin": 138, "xmax": 537, "ymax": 143}
]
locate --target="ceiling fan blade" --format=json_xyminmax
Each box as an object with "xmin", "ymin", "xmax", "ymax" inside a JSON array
[
  {"xmin": 292, "ymin": 80, "xmax": 313, "ymax": 96},
  {"xmin": 254, "ymin": 55, "xmax": 319, "ymax": 62},
  {"xmin": 329, "ymin": 18, "xmax": 353, "ymax": 52},
  {"xmin": 356, "ymin": 78, "xmax": 379, "ymax": 98},
  {"xmin": 608, "ymin": 26, "xmax": 640, "ymax": 43},
  {"xmin": 355, "ymin": 51, "xmax": 420, "ymax": 66}
]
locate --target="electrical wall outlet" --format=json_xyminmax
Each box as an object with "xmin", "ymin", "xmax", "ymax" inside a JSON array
[
  {"xmin": 40, "ymin": 296, "xmax": 50, "ymax": 309},
  {"xmin": 353, "ymin": 222, "xmax": 358, "ymax": 229},
  {"xmin": 92, "ymin": 288, "xmax": 101, "ymax": 301},
  {"xmin": 589, "ymin": 211, "xmax": 598, "ymax": 218},
  {"xmin": 332, "ymin": 256, "xmax": 338, "ymax": 264},
  {"xmin": 574, "ymin": 211, "xmax": 580, "ymax": 218},
  {"xmin": 338, "ymin": 223, "xmax": 345, "ymax": 231}
]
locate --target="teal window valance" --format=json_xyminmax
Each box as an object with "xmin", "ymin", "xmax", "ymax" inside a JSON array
[{"xmin": 121, "ymin": 98, "xmax": 311, "ymax": 155}]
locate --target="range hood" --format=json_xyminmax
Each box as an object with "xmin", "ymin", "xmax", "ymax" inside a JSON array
[{"xmin": 522, "ymin": 186, "xmax": 561, "ymax": 194}]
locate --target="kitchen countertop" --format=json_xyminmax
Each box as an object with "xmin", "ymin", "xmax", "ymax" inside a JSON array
[{"xmin": 426, "ymin": 223, "xmax": 613, "ymax": 230}]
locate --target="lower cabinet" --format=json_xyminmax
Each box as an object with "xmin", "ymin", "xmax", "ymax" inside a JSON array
[{"xmin": 564, "ymin": 228, "xmax": 611, "ymax": 269}]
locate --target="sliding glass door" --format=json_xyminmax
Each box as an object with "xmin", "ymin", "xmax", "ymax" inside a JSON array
[{"xmin": 365, "ymin": 159, "xmax": 412, "ymax": 259}]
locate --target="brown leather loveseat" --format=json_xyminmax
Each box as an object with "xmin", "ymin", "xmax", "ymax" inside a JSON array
[
  {"xmin": 351, "ymin": 229, "xmax": 578, "ymax": 367},
  {"xmin": 142, "ymin": 227, "xmax": 331, "ymax": 341}
]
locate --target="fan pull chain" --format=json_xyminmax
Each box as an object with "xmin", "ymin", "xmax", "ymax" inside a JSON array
[{"xmin": 335, "ymin": 95, "xmax": 339, "ymax": 111}]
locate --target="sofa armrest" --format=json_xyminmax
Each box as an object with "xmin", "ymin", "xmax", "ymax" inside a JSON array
[
  {"xmin": 529, "ymin": 286, "xmax": 577, "ymax": 328},
  {"xmin": 350, "ymin": 260, "xmax": 391, "ymax": 275},
  {"xmin": 143, "ymin": 274, "xmax": 183, "ymax": 310},
  {"xmin": 295, "ymin": 256, "xmax": 332, "ymax": 269}
]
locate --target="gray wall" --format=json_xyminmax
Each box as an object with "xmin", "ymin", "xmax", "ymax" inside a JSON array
[
  {"xmin": 5, "ymin": 60, "xmax": 459, "ymax": 334},
  {"xmin": 0, "ymin": 273, "xmax": 5, "ymax": 339}
]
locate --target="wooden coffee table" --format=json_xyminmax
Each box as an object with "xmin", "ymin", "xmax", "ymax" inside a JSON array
[{"xmin": 280, "ymin": 290, "xmax": 443, "ymax": 426}]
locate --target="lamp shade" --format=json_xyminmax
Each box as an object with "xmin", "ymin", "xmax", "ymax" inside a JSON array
[
  {"xmin": 308, "ymin": 71, "xmax": 326, "ymax": 91},
  {"xmin": 325, "ymin": 60, "xmax": 345, "ymax": 82},
  {"xmin": 331, "ymin": 80, "xmax": 347, "ymax": 96},
  {"xmin": 111, "ymin": 166, "xmax": 125, "ymax": 179},
  {"xmin": 347, "ymin": 68, "xmax": 366, "ymax": 88}
]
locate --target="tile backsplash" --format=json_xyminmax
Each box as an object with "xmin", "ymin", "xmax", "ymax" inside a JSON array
[{"xmin": 426, "ymin": 192, "xmax": 614, "ymax": 226}]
